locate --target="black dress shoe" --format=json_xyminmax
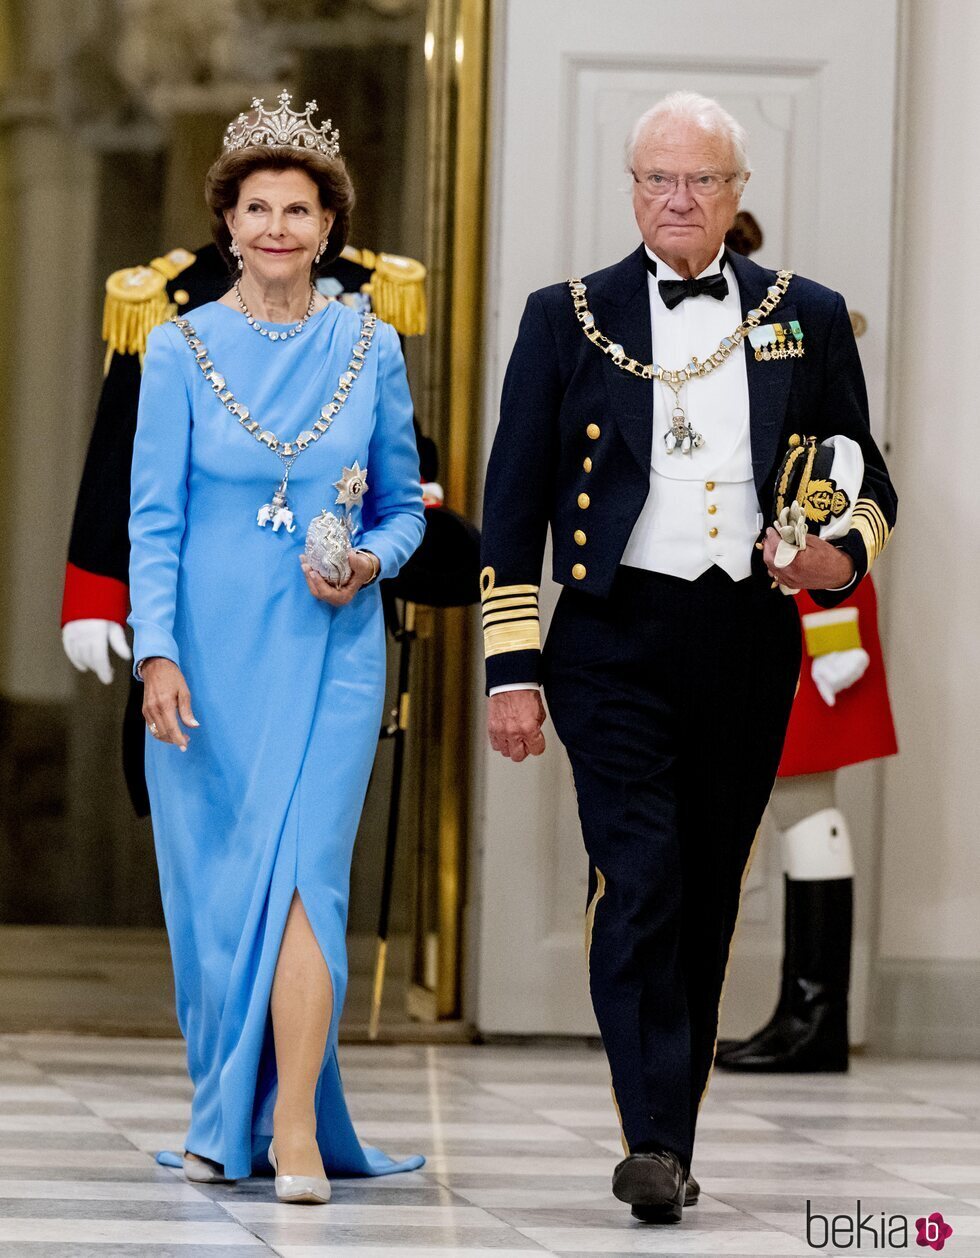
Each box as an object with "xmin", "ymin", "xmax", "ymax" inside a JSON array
[
  {"xmin": 612, "ymin": 1150, "xmax": 685, "ymax": 1224},
  {"xmin": 685, "ymin": 1172, "xmax": 700, "ymax": 1206}
]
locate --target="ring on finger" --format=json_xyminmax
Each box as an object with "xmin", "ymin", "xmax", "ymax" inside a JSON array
[{"xmin": 148, "ymin": 722, "xmax": 159, "ymax": 736}]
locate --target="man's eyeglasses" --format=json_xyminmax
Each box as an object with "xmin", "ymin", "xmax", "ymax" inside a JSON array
[{"xmin": 631, "ymin": 170, "xmax": 739, "ymax": 199}]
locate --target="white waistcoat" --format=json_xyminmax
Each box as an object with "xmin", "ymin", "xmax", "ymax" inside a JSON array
[{"xmin": 621, "ymin": 245, "xmax": 762, "ymax": 582}]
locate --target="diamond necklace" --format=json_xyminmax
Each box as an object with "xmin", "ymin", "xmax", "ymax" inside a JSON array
[
  {"xmin": 234, "ymin": 279, "xmax": 318, "ymax": 341},
  {"xmin": 171, "ymin": 310, "xmax": 377, "ymax": 531},
  {"xmin": 568, "ymin": 269, "xmax": 793, "ymax": 454}
]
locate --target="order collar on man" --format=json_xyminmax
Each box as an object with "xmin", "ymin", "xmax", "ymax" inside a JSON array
[{"xmin": 640, "ymin": 237, "xmax": 750, "ymax": 480}]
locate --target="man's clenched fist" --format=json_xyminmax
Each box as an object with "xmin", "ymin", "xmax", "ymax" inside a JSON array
[{"xmin": 487, "ymin": 689, "xmax": 547, "ymax": 762}]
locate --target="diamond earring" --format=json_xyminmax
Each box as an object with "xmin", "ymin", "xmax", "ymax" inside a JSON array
[
  {"xmin": 230, "ymin": 238, "xmax": 243, "ymax": 270},
  {"xmin": 314, "ymin": 239, "xmax": 326, "ymax": 264}
]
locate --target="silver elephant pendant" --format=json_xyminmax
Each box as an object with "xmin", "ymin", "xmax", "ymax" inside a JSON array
[
  {"xmin": 305, "ymin": 509, "xmax": 353, "ymax": 586},
  {"xmin": 257, "ymin": 481, "xmax": 297, "ymax": 533},
  {"xmin": 664, "ymin": 406, "xmax": 704, "ymax": 455}
]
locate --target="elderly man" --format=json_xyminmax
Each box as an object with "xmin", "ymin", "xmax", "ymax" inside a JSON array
[{"xmin": 480, "ymin": 92, "xmax": 896, "ymax": 1223}]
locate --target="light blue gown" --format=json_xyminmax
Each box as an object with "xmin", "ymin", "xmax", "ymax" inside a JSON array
[{"xmin": 128, "ymin": 299, "xmax": 425, "ymax": 1180}]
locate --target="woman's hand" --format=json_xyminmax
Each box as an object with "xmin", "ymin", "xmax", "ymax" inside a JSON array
[
  {"xmin": 300, "ymin": 549, "xmax": 379, "ymax": 606},
  {"xmin": 141, "ymin": 658, "xmax": 200, "ymax": 752}
]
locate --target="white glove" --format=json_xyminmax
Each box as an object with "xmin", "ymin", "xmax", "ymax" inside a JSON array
[
  {"xmin": 811, "ymin": 647, "xmax": 870, "ymax": 707},
  {"xmin": 62, "ymin": 619, "xmax": 132, "ymax": 685},
  {"xmin": 773, "ymin": 501, "xmax": 808, "ymax": 566},
  {"xmin": 771, "ymin": 502, "xmax": 808, "ymax": 595}
]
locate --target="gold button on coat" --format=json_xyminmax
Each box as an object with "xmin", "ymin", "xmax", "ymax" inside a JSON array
[
  {"xmin": 587, "ymin": 423, "xmax": 600, "ymax": 439},
  {"xmin": 705, "ymin": 481, "xmax": 715, "ymax": 491},
  {"xmin": 707, "ymin": 504, "xmax": 717, "ymax": 514},
  {"xmin": 572, "ymin": 563, "xmax": 587, "ymax": 580},
  {"xmin": 577, "ymin": 493, "xmax": 590, "ymax": 509},
  {"xmin": 574, "ymin": 529, "xmax": 587, "ymax": 546},
  {"xmin": 709, "ymin": 526, "xmax": 719, "ymax": 538},
  {"xmin": 583, "ymin": 457, "xmax": 593, "ymax": 472}
]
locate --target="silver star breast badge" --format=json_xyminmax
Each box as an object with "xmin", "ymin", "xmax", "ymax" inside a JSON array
[{"xmin": 334, "ymin": 461, "xmax": 369, "ymax": 508}]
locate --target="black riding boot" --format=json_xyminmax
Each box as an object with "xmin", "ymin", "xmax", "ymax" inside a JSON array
[
  {"xmin": 715, "ymin": 876, "xmax": 851, "ymax": 1072},
  {"xmin": 716, "ymin": 873, "xmax": 798, "ymax": 1057}
]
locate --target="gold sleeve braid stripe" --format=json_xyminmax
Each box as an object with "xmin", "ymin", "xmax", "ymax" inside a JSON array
[
  {"xmin": 483, "ymin": 606, "xmax": 538, "ymax": 626},
  {"xmin": 851, "ymin": 498, "xmax": 892, "ymax": 568},
  {"xmin": 481, "ymin": 566, "xmax": 540, "ymax": 659}
]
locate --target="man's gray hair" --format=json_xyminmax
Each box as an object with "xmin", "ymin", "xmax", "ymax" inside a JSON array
[{"xmin": 625, "ymin": 91, "xmax": 751, "ymax": 187}]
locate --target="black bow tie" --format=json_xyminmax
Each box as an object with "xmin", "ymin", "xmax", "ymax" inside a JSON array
[
  {"xmin": 658, "ymin": 272, "xmax": 729, "ymax": 309},
  {"xmin": 644, "ymin": 252, "xmax": 730, "ymax": 309}
]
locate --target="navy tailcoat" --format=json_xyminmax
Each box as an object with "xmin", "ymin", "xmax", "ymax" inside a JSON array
[{"xmin": 480, "ymin": 244, "xmax": 897, "ymax": 689}]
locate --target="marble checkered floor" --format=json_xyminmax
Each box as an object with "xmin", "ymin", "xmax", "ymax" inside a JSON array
[{"xmin": 1, "ymin": 1036, "xmax": 980, "ymax": 1256}]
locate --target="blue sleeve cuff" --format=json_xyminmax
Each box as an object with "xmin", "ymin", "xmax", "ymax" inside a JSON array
[
  {"xmin": 355, "ymin": 530, "xmax": 397, "ymax": 582},
  {"xmin": 131, "ymin": 626, "xmax": 181, "ymax": 679}
]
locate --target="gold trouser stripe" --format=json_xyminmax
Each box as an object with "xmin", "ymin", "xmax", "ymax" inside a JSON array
[
  {"xmin": 699, "ymin": 821, "xmax": 766, "ymax": 1112},
  {"xmin": 803, "ymin": 615, "xmax": 862, "ymax": 658},
  {"xmin": 583, "ymin": 868, "xmax": 628, "ymax": 1155},
  {"xmin": 584, "ymin": 868, "xmax": 606, "ymax": 958},
  {"xmin": 483, "ymin": 620, "xmax": 541, "ymax": 658},
  {"xmin": 482, "ymin": 607, "xmax": 540, "ymax": 627},
  {"xmin": 609, "ymin": 1083, "xmax": 628, "ymax": 1157}
]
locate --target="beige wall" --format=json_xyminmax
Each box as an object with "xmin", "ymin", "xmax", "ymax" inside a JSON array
[
  {"xmin": 880, "ymin": 0, "xmax": 980, "ymax": 961},
  {"xmin": 872, "ymin": 0, "xmax": 980, "ymax": 1053}
]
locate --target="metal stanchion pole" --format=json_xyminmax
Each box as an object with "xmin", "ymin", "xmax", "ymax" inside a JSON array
[{"xmin": 369, "ymin": 601, "xmax": 416, "ymax": 1040}]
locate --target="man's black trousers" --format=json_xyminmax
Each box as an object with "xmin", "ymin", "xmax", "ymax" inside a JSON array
[{"xmin": 542, "ymin": 565, "xmax": 802, "ymax": 1168}]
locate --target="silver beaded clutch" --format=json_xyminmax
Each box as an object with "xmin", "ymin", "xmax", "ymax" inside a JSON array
[{"xmin": 305, "ymin": 510, "xmax": 353, "ymax": 586}]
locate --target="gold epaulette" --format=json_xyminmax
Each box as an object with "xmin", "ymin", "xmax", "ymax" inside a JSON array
[
  {"xmin": 101, "ymin": 247, "xmax": 197, "ymax": 372},
  {"xmin": 341, "ymin": 245, "xmax": 427, "ymax": 336}
]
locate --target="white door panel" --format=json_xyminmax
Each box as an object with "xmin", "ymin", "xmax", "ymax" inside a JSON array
[{"xmin": 475, "ymin": 0, "xmax": 897, "ymax": 1034}]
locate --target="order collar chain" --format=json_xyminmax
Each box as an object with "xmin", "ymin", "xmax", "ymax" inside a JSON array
[
  {"xmin": 171, "ymin": 310, "xmax": 377, "ymax": 531},
  {"xmin": 567, "ymin": 268, "xmax": 793, "ymax": 455}
]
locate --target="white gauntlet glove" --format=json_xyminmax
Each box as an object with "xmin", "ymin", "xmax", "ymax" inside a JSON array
[
  {"xmin": 810, "ymin": 647, "xmax": 870, "ymax": 707},
  {"xmin": 62, "ymin": 619, "xmax": 132, "ymax": 685}
]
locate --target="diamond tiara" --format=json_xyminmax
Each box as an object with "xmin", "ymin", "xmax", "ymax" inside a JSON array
[{"xmin": 223, "ymin": 90, "xmax": 341, "ymax": 159}]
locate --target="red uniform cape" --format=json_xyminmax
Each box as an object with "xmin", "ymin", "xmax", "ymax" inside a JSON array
[{"xmin": 777, "ymin": 576, "xmax": 898, "ymax": 777}]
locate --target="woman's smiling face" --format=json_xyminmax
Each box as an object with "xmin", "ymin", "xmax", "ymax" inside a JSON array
[{"xmin": 224, "ymin": 167, "xmax": 335, "ymax": 287}]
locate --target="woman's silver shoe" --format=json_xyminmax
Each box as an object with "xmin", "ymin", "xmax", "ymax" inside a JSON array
[
  {"xmin": 268, "ymin": 1141, "xmax": 331, "ymax": 1204},
  {"xmin": 182, "ymin": 1152, "xmax": 234, "ymax": 1184}
]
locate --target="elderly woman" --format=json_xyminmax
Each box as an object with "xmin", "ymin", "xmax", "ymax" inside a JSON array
[{"xmin": 128, "ymin": 93, "xmax": 425, "ymax": 1201}]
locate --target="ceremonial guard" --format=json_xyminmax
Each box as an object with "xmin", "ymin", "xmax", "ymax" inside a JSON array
[
  {"xmin": 715, "ymin": 213, "xmax": 899, "ymax": 1076},
  {"xmin": 481, "ymin": 92, "xmax": 896, "ymax": 1223},
  {"xmin": 717, "ymin": 575, "xmax": 898, "ymax": 1073},
  {"xmin": 62, "ymin": 239, "xmax": 429, "ymax": 816}
]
